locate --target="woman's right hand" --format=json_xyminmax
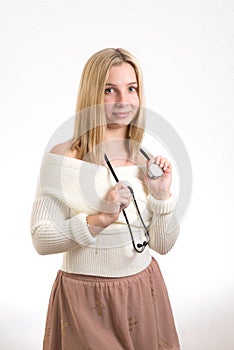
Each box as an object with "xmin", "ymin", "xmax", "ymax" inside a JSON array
[
  {"xmin": 104, "ymin": 181, "xmax": 132, "ymax": 223},
  {"xmin": 86, "ymin": 182, "xmax": 131, "ymax": 235}
]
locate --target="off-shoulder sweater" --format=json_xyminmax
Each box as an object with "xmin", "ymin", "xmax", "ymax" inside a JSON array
[{"xmin": 30, "ymin": 152, "xmax": 179, "ymax": 277}]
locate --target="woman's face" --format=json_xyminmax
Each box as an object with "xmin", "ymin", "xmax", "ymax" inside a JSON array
[{"xmin": 104, "ymin": 62, "xmax": 140, "ymax": 129}]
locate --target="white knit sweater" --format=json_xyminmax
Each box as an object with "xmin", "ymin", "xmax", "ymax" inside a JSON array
[{"xmin": 31, "ymin": 153, "xmax": 179, "ymax": 277}]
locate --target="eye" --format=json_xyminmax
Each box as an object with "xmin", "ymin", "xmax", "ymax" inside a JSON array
[
  {"xmin": 128, "ymin": 86, "xmax": 137, "ymax": 92},
  {"xmin": 104, "ymin": 87, "xmax": 114, "ymax": 94}
]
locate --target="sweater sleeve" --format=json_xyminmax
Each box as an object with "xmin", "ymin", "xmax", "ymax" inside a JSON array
[
  {"xmin": 30, "ymin": 194, "xmax": 97, "ymax": 255},
  {"xmin": 146, "ymin": 193, "xmax": 180, "ymax": 254}
]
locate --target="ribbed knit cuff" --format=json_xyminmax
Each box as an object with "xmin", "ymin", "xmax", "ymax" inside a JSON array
[
  {"xmin": 146, "ymin": 193, "xmax": 177, "ymax": 214},
  {"xmin": 70, "ymin": 213, "xmax": 97, "ymax": 246}
]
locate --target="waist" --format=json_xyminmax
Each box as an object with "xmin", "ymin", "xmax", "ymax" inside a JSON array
[
  {"xmin": 61, "ymin": 243, "xmax": 152, "ymax": 277},
  {"xmin": 87, "ymin": 226, "xmax": 147, "ymax": 249}
]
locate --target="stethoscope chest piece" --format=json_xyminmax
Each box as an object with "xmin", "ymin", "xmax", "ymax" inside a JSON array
[{"xmin": 148, "ymin": 163, "xmax": 163, "ymax": 179}]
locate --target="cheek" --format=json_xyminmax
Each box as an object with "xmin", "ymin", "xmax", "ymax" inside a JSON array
[
  {"xmin": 104, "ymin": 94, "xmax": 114, "ymax": 104},
  {"xmin": 104, "ymin": 96, "xmax": 113, "ymax": 116},
  {"xmin": 104, "ymin": 102, "xmax": 112, "ymax": 117},
  {"xmin": 131, "ymin": 94, "xmax": 140, "ymax": 107}
]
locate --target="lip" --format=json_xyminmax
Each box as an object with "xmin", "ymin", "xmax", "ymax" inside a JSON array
[{"xmin": 112, "ymin": 112, "xmax": 131, "ymax": 118}]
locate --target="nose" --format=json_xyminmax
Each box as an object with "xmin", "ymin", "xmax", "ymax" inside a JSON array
[{"xmin": 116, "ymin": 90, "xmax": 128, "ymax": 106}]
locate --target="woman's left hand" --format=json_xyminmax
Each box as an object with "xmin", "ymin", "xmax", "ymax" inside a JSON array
[{"xmin": 145, "ymin": 155, "xmax": 172, "ymax": 200}]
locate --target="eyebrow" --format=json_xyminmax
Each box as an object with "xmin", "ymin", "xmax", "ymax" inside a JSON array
[{"xmin": 105, "ymin": 82, "xmax": 138, "ymax": 86}]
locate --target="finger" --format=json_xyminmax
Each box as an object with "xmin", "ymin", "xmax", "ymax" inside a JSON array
[
  {"xmin": 119, "ymin": 187, "xmax": 131, "ymax": 195},
  {"xmin": 120, "ymin": 198, "xmax": 131, "ymax": 210},
  {"xmin": 107, "ymin": 189, "xmax": 119, "ymax": 202},
  {"xmin": 115, "ymin": 182, "xmax": 129, "ymax": 191},
  {"xmin": 116, "ymin": 185, "xmax": 132, "ymax": 199},
  {"xmin": 155, "ymin": 156, "xmax": 163, "ymax": 165},
  {"xmin": 163, "ymin": 161, "xmax": 172, "ymax": 171},
  {"xmin": 113, "ymin": 189, "xmax": 131, "ymax": 209},
  {"xmin": 155, "ymin": 156, "xmax": 170, "ymax": 170},
  {"xmin": 160, "ymin": 158, "xmax": 168, "ymax": 169},
  {"xmin": 120, "ymin": 197, "xmax": 130, "ymax": 205}
]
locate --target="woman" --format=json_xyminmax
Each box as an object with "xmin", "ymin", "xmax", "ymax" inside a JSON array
[{"xmin": 31, "ymin": 48, "xmax": 180, "ymax": 349}]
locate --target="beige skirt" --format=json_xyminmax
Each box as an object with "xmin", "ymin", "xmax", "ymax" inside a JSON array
[{"xmin": 42, "ymin": 258, "xmax": 180, "ymax": 350}]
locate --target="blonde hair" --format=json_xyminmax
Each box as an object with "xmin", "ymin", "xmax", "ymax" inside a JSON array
[{"xmin": 71, "ymin": 48, "xmax": 146, "ymax": 163}]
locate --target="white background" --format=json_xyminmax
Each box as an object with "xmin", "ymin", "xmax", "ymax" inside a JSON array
[{"xmin": 0, "ymin": 0, "xmax": 233, "ymax": 349}]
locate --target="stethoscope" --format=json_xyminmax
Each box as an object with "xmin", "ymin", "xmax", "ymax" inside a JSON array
[{"xmin": 104, "ymin": 148, "xmax": 163, "ymax": 253}]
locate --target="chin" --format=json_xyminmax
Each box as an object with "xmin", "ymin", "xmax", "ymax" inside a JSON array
[
  {"xmin": 106, "ymin": 113, "xmax": 136, "ymax": 128},
  {"xmin": 107, "ymin": 122, "xmax": 129, "ymax": 129}
]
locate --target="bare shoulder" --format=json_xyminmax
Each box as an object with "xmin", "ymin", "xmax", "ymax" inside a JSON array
[{"xmin": 50, "ymin": 140, "xmax": 75, "ymax": 157}]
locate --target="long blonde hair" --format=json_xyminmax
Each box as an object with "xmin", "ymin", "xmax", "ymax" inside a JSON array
[{"xmin": 71, "ymin": 48, "xmax": 146, "ymax": 163}]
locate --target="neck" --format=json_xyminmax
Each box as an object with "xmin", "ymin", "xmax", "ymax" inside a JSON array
[
  {"xmin": 106, "ymin": 124, "xmax": 128, "ymax": 140},
  {"xmin": 104, "ymin": 127, "xmax": 132, "ymax": 166}
]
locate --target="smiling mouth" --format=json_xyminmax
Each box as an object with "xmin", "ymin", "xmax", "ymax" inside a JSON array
[{"xmin": 112, "ymin": 112, "xmax": 131, "ymax": 118}]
